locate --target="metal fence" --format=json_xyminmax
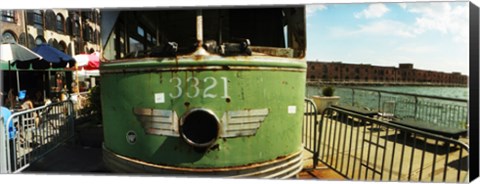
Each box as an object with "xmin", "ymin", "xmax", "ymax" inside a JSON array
[
  {"xmin": 0, "ymin": 100, "xmax": 75, "ymax": 173},
  {"xmin": 303, "ymin": 98, "xmax": 319, "ymax": 169},
  {"xmin": 336, "ymin": 87, "xmax": 468, "ymax": 129},
  {"xmin": 315, "ymin": 106, "xmax": 469, "ymax": 182}
]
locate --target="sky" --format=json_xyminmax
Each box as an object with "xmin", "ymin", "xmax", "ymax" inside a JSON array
[{"xmin": 305, "ymin": 2, "xmax": 470, "ymax": 75}]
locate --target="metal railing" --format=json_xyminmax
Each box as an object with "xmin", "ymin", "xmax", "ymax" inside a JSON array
[
  {"xmin": 303, "ymin": 98, "xmax": 320, "ymax": 169},
  {"xmin": 315, "ymin": 106, "xmax": 469, "ymax": 182},
  {"xmin": 336, "ymin": 87, "xmax": 468, "ymax": 129},
  {"xmin": 0, "ymin": 100, "xmax": 75, "ymax": 173}
]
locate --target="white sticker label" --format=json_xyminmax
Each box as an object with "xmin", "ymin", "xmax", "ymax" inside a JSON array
[
  {"xmin": 155, "ymin": 93, "xmax": 165, "ymax": 103},
  {"xmin": 288, "ymin": 106, "xmax": 296, "ymax": 114}
]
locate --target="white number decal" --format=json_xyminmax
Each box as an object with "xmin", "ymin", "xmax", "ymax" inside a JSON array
[
  {"xmin": 169, "ymin": 77, "xmax": 182, "ymax": 99},
  {"xmin": 203, "ymin": 77, "xmax": 217, "ymax": 98},
  {"xmin": 221, "ymin": 77, "xmax": 229, "ymax": 99},
  {"xmin": 168, "ymin": 77, "xmax": 228, "ymax": 99},
  {"xmin": 187, "ymin": 77, "xmax": 200, "ymax": 98}
]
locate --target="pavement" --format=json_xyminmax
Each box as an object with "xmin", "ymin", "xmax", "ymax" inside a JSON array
[
  {"xmin": 23, "ymin": 122, "xmax": 108, "ymax": 174},
  {"xmin": 22, "ymin": 122, "xmax": 343, "ymax": 180},
  {"xmin": 22, "ymin": 115, "xmax": 469, "ymax": 182}
]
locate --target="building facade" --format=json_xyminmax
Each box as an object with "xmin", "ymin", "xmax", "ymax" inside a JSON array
[
  {"xmin": 307, "ymin": 61, "xmax": 468, "ymax": 85},
  {"xmin": 1, "ymin": 9, "xmax": 101, "ymax": 55}
]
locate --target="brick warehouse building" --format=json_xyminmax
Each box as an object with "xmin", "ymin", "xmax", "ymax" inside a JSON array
[
  {"xmin": 307, "ymin": 61, "xmax": 468, "ymax": 85},
  {"xmin": 1, "ymin": 9, "xmax": 101, "ymax": 54}
]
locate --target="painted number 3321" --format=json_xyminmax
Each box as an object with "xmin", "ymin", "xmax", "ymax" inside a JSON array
[{"xmin": 169, "ymin": 77, "xmax": 229, "ymax": 99}]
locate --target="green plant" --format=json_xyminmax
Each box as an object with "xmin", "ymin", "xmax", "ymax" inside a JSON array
[{"xmin": 322, "ymin": 86, "xmax": 335, "ymax": 97}]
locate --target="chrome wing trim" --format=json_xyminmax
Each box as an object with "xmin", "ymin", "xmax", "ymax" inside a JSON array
[
  {"xmin": 221, "ymin": 108, "xmax": 269, "ymax": 138},
  {"xmin": 133, "ymin": 108, "xmax": 179, "ymax": 137}
]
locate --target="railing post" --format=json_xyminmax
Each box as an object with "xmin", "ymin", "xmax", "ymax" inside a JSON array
[
  {"xmin": 378, "ymin": 91, "xmax": 381, "ymax": 112},
  {"xmin": 313, "ymin": 103, "xmax": 319, "ymax": 169},
  {"xmin": 313, "ymin": 99, "xmax": 320, "ymax": 169},
  {"xmin": 68, "ymin": 100, "xmax": 75, "ymax": 139},
  {"xmin": 0, "ymin": 118, "xmax": 7, "ymax": 173},
  {"xmin": 352, "ymin": 88, "xmax": 355, "ymax": 106},
  {"xmin": 414, "ymin": 96, "xmax": 418, "ymax": 119}
]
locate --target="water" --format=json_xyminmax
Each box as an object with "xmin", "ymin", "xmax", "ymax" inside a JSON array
[
  {"xmin": 306, "ymin": 85, "xmax": 468, "ymax": 128},
  {"xmin": 306, "ymin": 85, "xmax": 468, "ymax": 100}
]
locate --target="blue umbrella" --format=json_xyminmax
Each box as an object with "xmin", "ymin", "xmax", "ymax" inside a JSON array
[{"xmin": 32, "ymin": 43, "xmax": 76, "ymax": 69}]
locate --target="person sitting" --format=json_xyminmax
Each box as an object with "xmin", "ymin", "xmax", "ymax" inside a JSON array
[
  {"xmin": 33, "ymin": 91, "xmax": 44, "ymax": 107},
  {"xmin": 4, "ymin": 89, "xmax": 16, "ymax": 109},
  {"xmin": 18, "ymin": 90, "xmax": 33, "ymax": 110}
]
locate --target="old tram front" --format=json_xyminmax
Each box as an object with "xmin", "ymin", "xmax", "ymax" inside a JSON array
[{"xmin": 99, "ymin": 7, "xmax": 307, "ymax": 178}]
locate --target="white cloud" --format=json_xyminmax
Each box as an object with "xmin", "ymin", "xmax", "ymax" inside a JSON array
[
  {"xmin": 356, "ymin": 20, "xmax": 415, "ymax": 37},
  {"xmin": 329, "ymin": 20, "xmax": 416, "ymax": 38},
  {"xmin": 404, "ymin": 2, "xmax": 468, "ymax": 43},
  {"xmin": 354, "ymin": 3, "xmax": 390, "ymax": 19},
  {"xmin": 395, "ymin": 45, "xmax": 436, "ymax": 54},
  {"xmin": 337, "ymin": 3, "xmax": 468, "ymax": 43},
  {"xmin": 306, "ymin": 4, "xmax": 327, "ymax": 17}
]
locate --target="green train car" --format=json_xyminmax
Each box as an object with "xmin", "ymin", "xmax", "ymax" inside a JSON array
[{"xmin": 100, "ymin": 7, "xmax": 307, "ymax": 178}]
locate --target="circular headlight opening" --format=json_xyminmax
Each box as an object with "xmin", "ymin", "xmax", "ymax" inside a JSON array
[{"xmin": 180, "ymin": 109, "xmax": 220, "ymax": 148}]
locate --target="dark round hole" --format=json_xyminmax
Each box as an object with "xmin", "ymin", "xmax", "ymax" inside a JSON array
[{"xmin": 181, "ymin": 109, "xmax": 219, "ymax": 147}]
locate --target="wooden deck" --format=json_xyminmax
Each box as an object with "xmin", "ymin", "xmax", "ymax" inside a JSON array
[
  {"xmin": 298, "ymin": 150, "xmax": 346, "ymax": 180},
  {"xmin": 298, "ymin": 163, "xmax": 345, "ymax": 180}
]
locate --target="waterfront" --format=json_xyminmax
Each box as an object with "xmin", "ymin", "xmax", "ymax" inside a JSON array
[
  {"xmin": 306, "ymin": 85, "xmax": 468, "ymax": 100},
  {"xmin": 306, "ymin": 85, "xmax": 469, "ymax": 129}
]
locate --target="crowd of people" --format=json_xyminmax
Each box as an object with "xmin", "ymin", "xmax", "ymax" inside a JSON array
[{"xmin": 3, "ymin": 89, "xmax": 52, "ymax": 111}]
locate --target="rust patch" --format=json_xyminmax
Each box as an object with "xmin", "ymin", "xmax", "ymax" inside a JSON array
[
  {"xmin": 107, "ymin": 147, "xmax": 302, "ymax": 172},
  {"xmin": 275, "ymin": 155, "xmax": 287, "ymax": 160},
  {"xmin": 194, "ymin": 55, "xmax": 204, "ymax": 61}
]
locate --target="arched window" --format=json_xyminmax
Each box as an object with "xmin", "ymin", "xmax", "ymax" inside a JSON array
[
  {"xmin": 73, "ymin": 21, "xmax": 80, "ymax": 36},
  {"xmin": 48, "ymin": 38, "xmax": 59, "ymax": 49},
  {"xmin": 65, "ymin": 17, "xmax": 72, "ymax": 35},
  {"xmin": 45, "ymin": 10, "xmax": 56, "ymax": 31},
  {"xmin": 83, "ymin": 25, "xmax": 92, "ymax": 41},
  {"xmin": 2, "ymin": 31, "xmax": 17, "ymax": 43},
  {"xmin": 35, "ymin": 36, "xmax": 46, "ymax": 45},
  {"xmin": 56, "ymin": 14, "xmax": 65, "ymax": 33},
  {"xmin": 89, "ymin": 27, "xmax": 94, "ymax": 42},
  {"xmin": 58, "ymin": 41, "xmax": 67, "ymax": 53},
  {"xmin": 82, "ymin": 11, "xmax": 92, "ymax": 20},
  {"xmin": 18, "ymin": 33, "xmax": 35, "ymax": 49},
  {"xmin": 1, "ymin": 10, "xmax": 16, "ymax": 23},
  {"xmin": 33, "ymin": 10, "xmax": 44, "ymax": 29}
]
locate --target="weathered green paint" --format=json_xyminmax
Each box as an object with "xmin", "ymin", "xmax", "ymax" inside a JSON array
[{"xmin": 101, "ymin": 56, "xmax": 306, "ymax": 169}]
